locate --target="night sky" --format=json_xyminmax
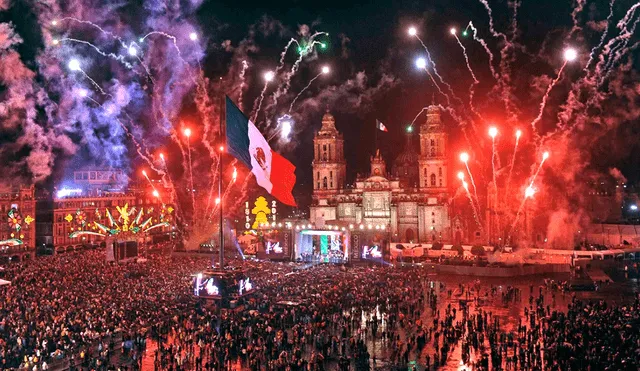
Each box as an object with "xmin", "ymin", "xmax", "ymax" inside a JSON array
[
  {"xmin": 191, "ymin": 0, "xmax": 640, "ymax": 209},
  {"xmin": 0, "ymin": 0, "xmax": 638, "ymax": 217}
]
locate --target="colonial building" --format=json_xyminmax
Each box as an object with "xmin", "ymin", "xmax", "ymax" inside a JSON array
[
  {"xmin": 51, "ymin": 169, "xmax": 174, "ymax": 252},
  {"xmin": 0, "ymin": 185, "xmax": 36, "ymax": 260},
  {"xmin": 310, "ymin": 106, "xmax": 454, "ymax": 243}
]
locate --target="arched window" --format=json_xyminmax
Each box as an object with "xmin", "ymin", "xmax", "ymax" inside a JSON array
[
  {"xmin": 317, "ymin": 171, "xmax": 320, "ymax": 180},
  {"xmin": 330, "ymin": 171, "xmax": 333, "ymax": 179},
  {"xmin": 438, "ymin": 167, "xmax": 442, "ymax": 176},
  {"xmin": 430, "ymin": 174, "xmax": 436, "ymax": 186},
  {"xmin": 323, "ymin": 177, "xmax": 328, "ymax": 189},
  {"xmin": 439, "ymin": 179, "xmax": 443, "ymax": 187},
  {"xmin": 430, "ymin": 147, "xmax": 435, "ymax": 156},
  {"xmin": 423, "ymin": 168, "xmax": 427, "ymax": 176}
]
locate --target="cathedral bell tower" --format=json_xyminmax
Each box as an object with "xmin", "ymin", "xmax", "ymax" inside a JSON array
[
  {"xmin": 312, "ymin": 110, "xmax": 346, "ymax": 193},
  {"xmin": 370, "ymin": 149, "xmax": 386, "ymax": 177},
  {"xmin": 418, "ymin": 105, "xmax": 448, "ymax": 192}
]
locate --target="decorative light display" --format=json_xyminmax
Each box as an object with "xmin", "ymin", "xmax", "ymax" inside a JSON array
[
  {"xmin": 7, "ymin": 208, "xmax": 22, "ymax": 232},
  {"xmin": 68, "ymin": 203, "xmax": 173, "ymax": 239},
  {"xmin": 245, "ymin": 196, "xmax": 277, "ymax": 230},
  {"xmin": 75, "ymin": 209, "xmax": 87, "ymax": 228},
  {"xmin": 24, "ymin": 215, "xmax": 34, "ymax": 225}
]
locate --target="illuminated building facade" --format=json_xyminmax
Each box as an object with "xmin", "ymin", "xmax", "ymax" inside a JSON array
[
  {"xmin": 52, "ymin": 169, "xmax": 173, "ymax": 252},
  {"xmin": 310, "ymin": 106, "xmax": 453, "ymax": 243},
  {"xmin": 0, "ymin": 186, "xmax": 36, "ymax": 259}
]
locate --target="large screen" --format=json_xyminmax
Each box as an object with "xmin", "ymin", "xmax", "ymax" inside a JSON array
[
  {"xmin": 193, "ymin": 271, "xmax": 256, "ymax": 299},
  {"xmin": 259, "ymin": 229, "xmax": 291, "ymax": 260}
]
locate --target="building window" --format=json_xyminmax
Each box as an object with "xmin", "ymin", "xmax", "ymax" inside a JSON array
[
  {"xmin": 317, "ymin": 182, "xmax": 320, "ymax": 189},
  {"xmin": 438, "ymin": 167, "xmax": 442, "ymax": 176},
  {"xmin": 430, "ymin": 174, "xmax": 436, "ymax": 186},
  {"xmin": 330, "ymin": 182, "xmax": 333, "ymax": 188},
  {"xmin": 430, "ymin": 147, "xmax": 435, "ymax": 156},
  {"xmin": 423, "ymin": 168, "xmax": 427, "ymax": 176},
  {"xmin": 430, "ymin": 139, "xmax": 435, "ymax": 146},
  {"xmin": 330, "ymin": 171, "xmax": 333, "ymax": 179},
  {"xmin": 323, "ymin": 177, "xmax": 328, "ymax": 189},
  {"xmin": 317, "ymin": 172, "xmax": 320, "ymax": 180},
  {"xmin": 439, "ymin": 179, "xmax": 443, "ymax": 187}
]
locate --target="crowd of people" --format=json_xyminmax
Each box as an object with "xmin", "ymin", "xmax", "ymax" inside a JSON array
[{"xmin": 0, "ymin": 250, "xmax": 639, "ymax": 370}]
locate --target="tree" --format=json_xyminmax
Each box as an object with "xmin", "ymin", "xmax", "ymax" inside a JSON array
[
  {"xmin": 471, "ymin": 245, "xmax": 486, "ymax": 256},
  {"xmin": 452, "ymin": 244, "xmax": 464, "ymax": 256}
]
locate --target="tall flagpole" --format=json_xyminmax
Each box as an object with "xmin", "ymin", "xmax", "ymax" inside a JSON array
[
  {"xmin": 374, "ymin": 120, "xmax": 378, "ymax": 154},
  {"xmin": 219, "ymin": 93, "xmax": 225, "ymax": 270}
]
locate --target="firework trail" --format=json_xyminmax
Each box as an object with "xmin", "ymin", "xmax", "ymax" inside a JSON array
[
  {"xmin": 452, "ymin": 32, "xmax": 483, "ymax": 119},
  {"xmin": 598, "ymin": 4, "xmax": 640, "ymax": 77},
  {"xmin": 276, "ymin": 35, "xmax": 326, "ymax": 98},
  {"xmin": 600, "ymin": 6, "xmax": 640, "ymax": 84},
  {"xmin": 409, "ymin": 107, "xmax": 430, "ymax": 130},
  {"xmin": 141, "ymin": 31, "xmax": 183, "ymax": 57},
  {"xmin": 56, "ymin": 17, "xmax": 126, "ymax": 44},
  {"xmin": 586, "ymin": 0, "xmax": 617, "ymax": 70},
  {"xmin": 467, "ymin": 22, "xmax": 498, "ymax": 79},
  {"xmin": 73, "ymin": 67, "xmax": 107, "ymax": 96},
  {"xmin": 568, "ymin": 0, "xmax": 587, "ymax": 38},
  {"xmin": 508, "ymin": 0, "xmax": 521, "ymax": 38},
  {"xmin": 60, "ymin": 38, "xmax": 133, "ymax": 68},
  {"xmin": 237, "ymin": 60, "xmax": 249, "ymax": 111},
  {"xmin": 267, "ymin": 32, "xmax": 328, "ymax": 126},
  {"xmin": 463, "ymin": 182, "xmax": 484, "ymax": 232},
  {"xmin": 477, "ymin": 0, "xmax": 506, "ymax": 39},
  {"xmin": 529, "ymin": 152, "xmax": 549, "ymax": 188},
  {"xmin": 509, "ymin": 194, "xmax": 529, "ymax": 241},
  {"xmin": 289, "ymin": 72, "xmax": 323, "ymax": 112},
  {"xmin": 250, "ymin": 38, "xmax": 299, "ymax": 122},
  {"xmin": 421, "ymin": 44, "xmax": 464, "ymax": 109},
  {"xmin": 252, "ymin": 83, "xmax": 270, "ymax": 123},
  {"xmin": 530, "ymin": 61, "xmax": 567, "ymax": 133},
  {"xmin": 422, "ymin": 67, "xmax": 452, "ymax": 107},
  {"xmin": 464, "ymin": 161, "xmax": 480, "ymax": 209},
  {"xmin": 491, "ymin": 138, "xmax": 497, "ymax": 191},
  {"xmin": 82, "ymin": 93, "xmax": 179, "ymax": 209},
  {"xmin": 186, "ymin": 136, "xmax": 196, "ymax": 215},
  {"xmin": 505, "ymin": 131, "xmax": 521, "ymax": 197},
  {"xmin": 453, "ymin": 33, "xmax": 479, "ymax": 84}
]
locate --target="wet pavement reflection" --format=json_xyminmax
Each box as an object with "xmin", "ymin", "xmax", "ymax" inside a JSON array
[{"xmin": 141, "ymin": 270, "xmax": 639, "ymax": 370}]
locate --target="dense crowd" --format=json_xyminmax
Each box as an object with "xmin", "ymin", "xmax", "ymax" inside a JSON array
[{"xmin": 0, "ymin": 251, "xmax": 639, "ymax": 370}]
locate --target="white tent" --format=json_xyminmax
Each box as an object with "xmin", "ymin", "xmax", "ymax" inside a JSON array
[{"xmin": 0, "ymin": 279, "xmax": 11, "ymax": 286}]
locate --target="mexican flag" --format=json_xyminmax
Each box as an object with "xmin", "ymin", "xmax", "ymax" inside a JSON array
[
  {"xmin": 376, "ymin": 119, "xmax": 388, "ymax": 132},
  {"xmin": 225, "ymin": 97, "xmax": 297, "ymax": 206}
]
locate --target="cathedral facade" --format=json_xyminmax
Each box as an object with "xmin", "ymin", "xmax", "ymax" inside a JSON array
[{"xmin": 310, "ymin": 106, "xmax": 456, "ymax": 243}]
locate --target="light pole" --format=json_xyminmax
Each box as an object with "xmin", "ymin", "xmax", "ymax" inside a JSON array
[{"xmin": 218, "ymin": 93, "xmax": 225, "ymax": 270}]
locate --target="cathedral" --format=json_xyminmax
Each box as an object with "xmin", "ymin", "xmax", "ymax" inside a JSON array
[{"xmin": 310, "ymin": 105, "xmax": 464, "ymax": 243}]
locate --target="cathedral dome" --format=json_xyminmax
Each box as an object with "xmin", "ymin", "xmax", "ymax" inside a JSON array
[{"xmin": 392, "ymin": 132, "xmax": 419, "ymax": 186}]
